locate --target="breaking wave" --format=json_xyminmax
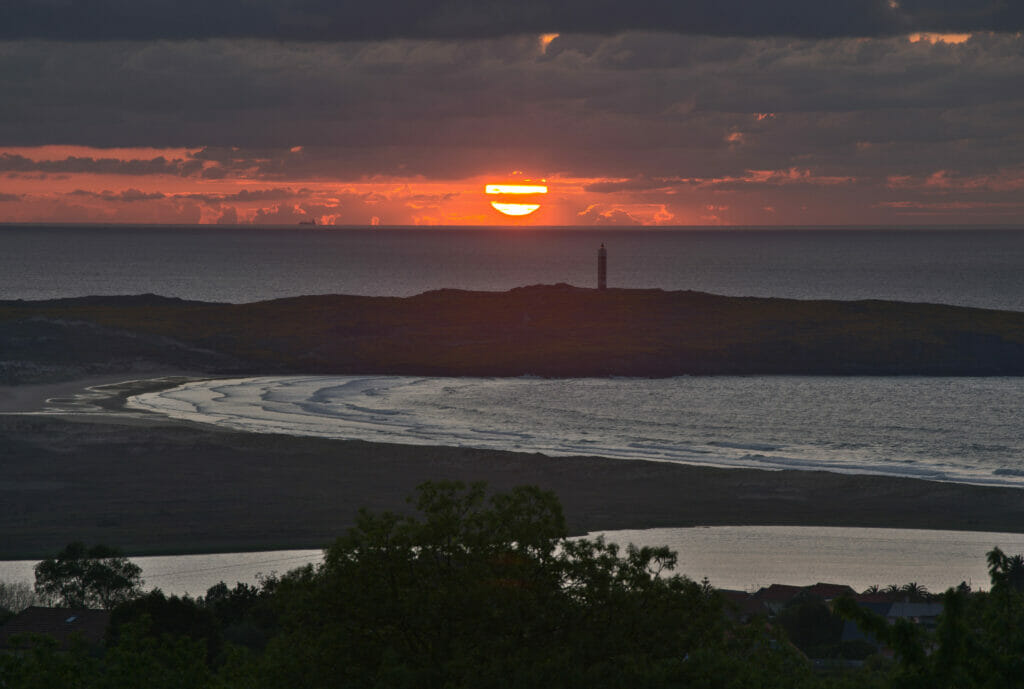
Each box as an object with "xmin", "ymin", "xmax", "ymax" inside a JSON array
[{"xmin": 127, "ymin": 375, "xmax": 1024, "ymax": 488}]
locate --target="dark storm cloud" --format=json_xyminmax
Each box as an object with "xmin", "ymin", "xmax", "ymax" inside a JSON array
[
  {"xmin": 584, "ymin": 178, "xmax": 689, "ymax": 193},
  {"xmin": 0, "ymin": 153, "xmax": 203, "ymax": 176},
  {"xmin": 65, "ymin": 186, "xmax": 311, "ymax": 204},
  {"xmin": 896, "ymin": 0, "xmax": 1024, "ymax": 32},
  {"xmin": 181, "ymin": 187, "xmax": 310, "ymax": 203},
  {"xmin": 1, "ymin": 0, "xmax": 1022, "ymax": 41},
  {"xmin": 68, "ymin": 188, "xmax": 167, "ymax": 201},
  {"xmin": 2, "ymin": 32, "xmax": 1023, "ymax": 188}
]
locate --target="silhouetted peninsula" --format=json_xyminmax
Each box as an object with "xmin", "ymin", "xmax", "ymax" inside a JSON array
[{"xmin": 4, "ymin": 284, "xmax": 1024, "ymax": 382}]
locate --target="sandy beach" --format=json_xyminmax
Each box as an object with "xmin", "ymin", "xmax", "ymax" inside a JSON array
[
  {"xmin": 2, "ymin": 375, "xmax": 1024, "ymax": 560},
  {"xmin": 0, "ymin": 373, "xmax": 205, "ymax": 414}
]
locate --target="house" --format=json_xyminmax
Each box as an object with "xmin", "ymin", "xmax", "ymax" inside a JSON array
[
  {"xmin": 840, "ymin": 601, "xmax": 893, "ymax": 649},
  {"xmin": 754, "ymin": 582, "xmax": 860, "ymax": 614},
  {"xmin": 0, "ymin": 607, "xmax": 111, "ymax": 651},
  {"xmin": 753, "ymin": 584, "xmax": 806, "ymax": 614},
  {"xmin": 803, "ymin": 583, "xmax": 857, "ymax": 602},
  {"xmin": 887, "ymin": 601, "xmax": 944, "ymax": 629},
  {"xmin": 840, "ymin": 600, "xmax": 945, "ymax": 657},
  {"xmin": 718, "ymin": 589, "xmax": 769, "ymax": 622}
]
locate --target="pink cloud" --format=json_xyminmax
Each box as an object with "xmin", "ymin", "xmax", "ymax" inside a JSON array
[{"xmin": 887, "ymin": 169, "xmax": 1024, "ymax": 192}]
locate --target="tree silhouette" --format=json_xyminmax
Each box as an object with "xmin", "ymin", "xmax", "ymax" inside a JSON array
[
  {"xmin": 901, "ymin": 582, "xmax": 931, "ymax": 602},
  {"xmin": 986, "ymin": 547, "xmax": 1024, "ymax": 592},
  {"xmin": 34, "ymin": 542, "xmax": 143, "ymax": 609},
  {"xmin": 256, "ymin": 481, "xmax": 811, "ymax": 688},
  {"xmin": 0, "ymin": 581, "xmax": 37, "ymax": 620}
]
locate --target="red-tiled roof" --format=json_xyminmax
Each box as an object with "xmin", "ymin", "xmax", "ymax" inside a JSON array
[
  {"xmin": 0, "ymin": 607, "xmax": 110, "ymax": 650},
  {"xmin": 718, "ymin": 589, "xmax": 768, "ymax": 617},
  {"xmin": 754, "ymin": 584, "xmax": 805, "ymax": 601},
  {"xmin": 804, "ymin": 583, "xmax": 857, "ymax": 599}
]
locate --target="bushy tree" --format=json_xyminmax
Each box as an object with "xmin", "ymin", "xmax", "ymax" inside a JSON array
[
  {"xmin": 775, "ymin": 594, "xmax": 844, "ymax": 657},
  {"xmin": 0, "ymin": 581, "xmax": 37, "ymax": 621},
  {"xmin": 835, "ymin": 547, "xmax": 1024, "ymax": 689},
  {"xmin": 253, "ymin": 481, "xmax": 812, "ymax": 689},
  {"xmin": 109, "ymin": 590, "xmax": 222, "ymax": 663},
  {"xmin": 200, "ymin": 580, "xmax": 278, "ymax": 651},
  {"xmin": 34, "ymin": 542, "xmax": 143, "ymax": 609}
]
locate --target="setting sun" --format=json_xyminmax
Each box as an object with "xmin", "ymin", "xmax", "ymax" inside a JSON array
[{"xmin": 486, "ymin": 183, "xmax": 548, "ymax": 217}]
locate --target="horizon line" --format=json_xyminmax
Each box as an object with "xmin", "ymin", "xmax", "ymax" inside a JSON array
[{"xmin": 4, "ymin": 221, "xmax": 1024, "ymax": 232}]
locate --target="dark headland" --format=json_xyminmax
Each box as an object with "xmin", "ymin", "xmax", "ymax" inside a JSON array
[{"xmin": 4, "ymin": 284, "xmax": 1024, "ymax": 383}]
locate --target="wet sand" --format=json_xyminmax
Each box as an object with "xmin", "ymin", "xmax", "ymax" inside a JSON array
[
  {"xmin": 2, "ymin": 376, "xmax": 1024, "ymax": 560},
  {"xmin": 0, "ymin": 373, "xmax": 204, "ymax": 414}
]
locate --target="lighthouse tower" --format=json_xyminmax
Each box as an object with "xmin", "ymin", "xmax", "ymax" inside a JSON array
[{"xmin": 597, "ymin": 244, "xmax": 607, "ymax": 290}]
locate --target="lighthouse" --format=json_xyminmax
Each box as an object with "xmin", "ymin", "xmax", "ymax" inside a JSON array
[{"xmin": 597, "ymin": 244, "xmax": 607, "ymax": 290}]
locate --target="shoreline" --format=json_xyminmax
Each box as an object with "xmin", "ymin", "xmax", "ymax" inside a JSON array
[
  {"xmin": 0, "ymin": 372, "xmax": 207, "ymax": 415},
  {"xmin": 120, "ymin": 374, "xmax": 1024, "ymax": 492},
  {"xmin": 3, "ymin": 374, "xmax": 1024, "ymax": 560}
]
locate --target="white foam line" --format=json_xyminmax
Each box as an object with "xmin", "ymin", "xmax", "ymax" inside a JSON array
[{"xmin": 125, "ymin": 376, "xmax": 1024, "ymax": 491}]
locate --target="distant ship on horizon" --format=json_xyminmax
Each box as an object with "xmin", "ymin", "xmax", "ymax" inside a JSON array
[{"xmin": 298, "ymin": 218, "xmax": 317, "ymax": 226}]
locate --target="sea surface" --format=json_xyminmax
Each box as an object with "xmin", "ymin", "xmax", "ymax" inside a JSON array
[
  {"xmin": 3, "ymin": 225, "xmax": 1024, "ymax": 309},
  {"xmin": 3, "ymin": 527, "xmax": 1022, "ymax": 595},
  {"xmin": 128, "ymin": 375, "xmax": 1024, "ymax": 488}
]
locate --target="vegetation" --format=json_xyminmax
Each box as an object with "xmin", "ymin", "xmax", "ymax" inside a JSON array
[
  {"xmin": 5, "ymin": 287, "xmax": 1024, "ymax": 382},
  {"xmin": 33, "ymin": 542, "xmax": 143, "ymax": 608},
  {"xmin": 4, "ymin": 483, "xmax": 1024, "ymax": 688},
  {"xmin": 0, "ymin": 581, "xmax": 36, "ymax": 624}
]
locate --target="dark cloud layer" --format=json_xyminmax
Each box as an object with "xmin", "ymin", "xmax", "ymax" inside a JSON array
[
  {"xmin": 67, "ymin": 188, "xmax": 167, "ymax": 201},
  {"xmin": 0, "ymin": 153, "xmax": 202, "ymax": 176},
  {"xmin": 3, "ymin": 34, "xmax": 1022, "ymax": 183},
  {"xmin": 2, "ymin": 0, "xmax": 1022, "ymax": 41}
]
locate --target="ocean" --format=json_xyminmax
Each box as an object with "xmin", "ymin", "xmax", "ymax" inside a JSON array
[{"xmin": 3, "ymin": 224, "xmax": 1024, "ymax": 309}]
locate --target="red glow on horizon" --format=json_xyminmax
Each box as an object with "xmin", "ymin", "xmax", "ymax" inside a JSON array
[
  {"xmin": 3, "ymin": 146, "xmax": 1022, "ymax": 226},
  {"xmin": 908, "ymin": 32, "xmax": 972, "ymax": 44}
]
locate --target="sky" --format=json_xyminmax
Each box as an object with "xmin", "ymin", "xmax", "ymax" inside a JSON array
[{"xmin": 1, "ymin": 1, "xmax": 1023, "ymax": 226}]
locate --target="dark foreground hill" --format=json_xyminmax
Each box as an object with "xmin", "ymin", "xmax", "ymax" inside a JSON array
[{"xmin": 3, "ymin": 284, "xmax": 1024, "ymax": 382}]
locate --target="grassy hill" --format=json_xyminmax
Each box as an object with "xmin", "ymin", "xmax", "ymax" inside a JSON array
[{"xmin": 4, "ymin": 284, "xmax": 1024, "ymax": 381}]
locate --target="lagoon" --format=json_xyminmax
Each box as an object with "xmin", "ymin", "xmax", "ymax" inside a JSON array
[{"xmin": 4, "ymin": 526, "xmax": 1023, "ymax": 596}]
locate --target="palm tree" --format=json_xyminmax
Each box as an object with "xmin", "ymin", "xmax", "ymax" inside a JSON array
[
  {"xmin": 986, "ymin": 547, "xmax": 1024, "ymax": 592},
  {"xmin": 1007, "ymin": 554, "xmax": 1024, "ymax": 592},
  {"xmin": 901, "ymin": 582, "xmax": 930, "ymax": 602}
]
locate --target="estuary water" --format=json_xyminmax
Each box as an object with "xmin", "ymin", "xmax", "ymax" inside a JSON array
[
  {"xmin": 4, "ymin": 527, "xmax": 1023, "ymax": 595},
  {"xmin": 127, "ymin": 375, "xmax": 1024, "ymax": 488}
]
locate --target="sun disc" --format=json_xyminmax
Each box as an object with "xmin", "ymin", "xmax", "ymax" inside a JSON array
[
  {"xmin": 486, "ymin": 182, "xmax": 548, "ymax": 217},
  {"xmin": 491, "ymin": 202, "xmax": 541, "ymax": 216}
]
